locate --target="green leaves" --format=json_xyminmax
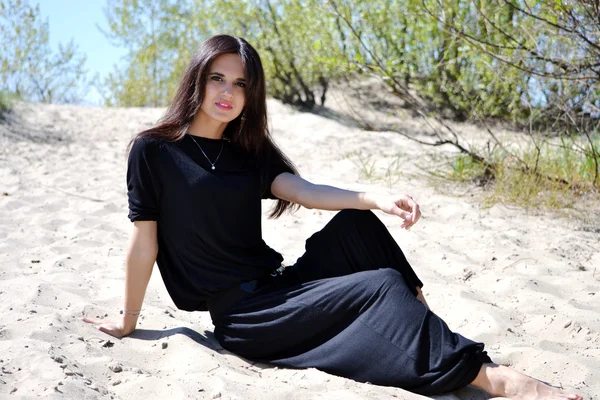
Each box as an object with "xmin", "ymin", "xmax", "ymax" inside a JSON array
[
  {"xmin": 99, "ymin": 0, "xmax": 355, "ymax": 108},
  {"xmin": 94, "ymin": 0, "xmax": 598, "ymax": 136},
  {"xmin": 0, "ymin": 0, "xmax": 88, "ymax": 103},
  {"xmin": 100, "ymin": 0, "xmax": 213, "ymax": 106}
]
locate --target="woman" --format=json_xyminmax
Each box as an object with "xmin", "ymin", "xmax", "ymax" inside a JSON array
[{"xmin": 84, "ymin": 35, "xmax": 581, "ymax": 399}]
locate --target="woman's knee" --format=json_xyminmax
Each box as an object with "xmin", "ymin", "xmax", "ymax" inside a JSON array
[
  {"xmin": 376, "ymin": 267, "xmax": 405, "ymax": 282},
  {"xmin": 361, "ymin": 268, "xmax": 408, "ymax": 291},
  {"xmin": 330, "ymin": 209, "xmax": 378, "ymax": 229},
  {"xmin": 336, "ymin": 208, "xmax": 375, "ymax": 220}
]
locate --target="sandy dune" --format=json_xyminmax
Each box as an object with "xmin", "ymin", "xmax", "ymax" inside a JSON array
[{"xmin": 0, "ymin": 100, "xmax": 598, "ymax": 399}]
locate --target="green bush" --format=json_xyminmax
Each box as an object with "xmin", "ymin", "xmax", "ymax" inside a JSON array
[
  {"xmin": 0, "ymin": 91, "xmax": 16, "ymax": 120},
  {"xmin": 443, "ymin": 134, "xmax": 600, "ymax": 210}
]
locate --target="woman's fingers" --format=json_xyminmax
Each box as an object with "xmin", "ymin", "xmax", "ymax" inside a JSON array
[
  {"xmin": 401, "ymin": 195, "xmax": 421, "ymax": 225},
  {"xmin": 411, "ymin": 202, "xmax": 421, "ymax": 224},
  {"xmin": 393, "ymin": 195, "xmax": 421, "ymax": 228},
  {"xmin": 97, "ymin": 325, "xmax": 124, "ymax": 338},
  {"xmin": 378, "ymin": 194, "xmax": 421, "ymax": 229},
  {"xmin": 82, "ymin": 317, "xmax": 124, "ymax": 338},
  {"xmin": 396, "ymin": 210, "xmax": 414, "ymax": 230},
  {"xmin": 82, "ymin": 317, "xmax": 104, "ymax": 325},
  {"xmin": 401, "ymin": 219, "xmax": 414, "ymax": 230},
  {"xmin": 392, "ymin": 206, "xmax": 411, "ymax": 223}
]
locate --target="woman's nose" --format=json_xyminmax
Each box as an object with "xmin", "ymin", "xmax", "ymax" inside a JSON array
[{"xmin": 222, "ymin": 84, "xmax": 233, "ymax": 97}]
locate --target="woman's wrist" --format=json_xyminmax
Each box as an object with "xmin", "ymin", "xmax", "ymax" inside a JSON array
[
  {"xmin": 121, "ymin": 314, "xmax": 138, "ymax": 333},
  {"xmin": 121, "ymin": 308, "xmax": 140, "ymax": 332},
  {"xmin": 122, "ymin": 308, "xmax": 141, "ymax": 317},
  {"xmin": 359, "ymin": 192, "xmax": 382, "ymax": 210}
]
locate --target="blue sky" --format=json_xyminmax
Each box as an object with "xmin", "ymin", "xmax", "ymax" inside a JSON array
[{"xmin": 37, "ymin": 0, "xmax": 127, "ymax": 105}]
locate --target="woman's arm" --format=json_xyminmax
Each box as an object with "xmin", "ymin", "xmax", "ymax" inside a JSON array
[
  {"xmin": 83, "ymin": 220, "xmax": 158, "ymax": 337},
  {"xmin": 271, "ymin": 173, "xmax": 421, "ymax": 229}
]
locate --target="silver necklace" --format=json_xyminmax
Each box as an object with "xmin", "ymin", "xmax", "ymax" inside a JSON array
[{"xmin": 189, "ymin": 134, "xmax": 224, "ymax": 170}]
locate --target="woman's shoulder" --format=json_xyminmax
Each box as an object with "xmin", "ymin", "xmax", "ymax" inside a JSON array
[
  {"xmin": 131, "ymin": 133, "xmax": 170, "ymax": 148},
  {"xmin": 129, "ymin": 134, "xmax": 176, "ymax": 156},
  {"xmin": 129, "ymin": 136, "xmax": 175, "ymax": 171}
]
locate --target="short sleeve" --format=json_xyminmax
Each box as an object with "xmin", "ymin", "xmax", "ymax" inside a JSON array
[
  {"xmin": 262, "ymin": 158, "xmax": 293, "ymax": 200},
  {"xmin": 127, "ymin": 137, "xmax": 161, "ymax": 221}
]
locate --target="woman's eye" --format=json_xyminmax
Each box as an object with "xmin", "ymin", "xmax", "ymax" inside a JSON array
[
  {"xmin": 210, "ymin": 76, "xmax": 223, "ymax": 82},
  {"xmin": 236, "ymin": 82, "xmax": 246, "ymax": 88}
]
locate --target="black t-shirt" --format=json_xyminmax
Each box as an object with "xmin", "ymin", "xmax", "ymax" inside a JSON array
[{"xmin": 127, "ymin": 134, "xmax": 291, "ymax": 311}]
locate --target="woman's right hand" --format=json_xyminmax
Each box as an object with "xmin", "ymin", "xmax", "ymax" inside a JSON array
[{"xmin": 82, "ymin": 317, "xmax": 135, "ymax": 339}]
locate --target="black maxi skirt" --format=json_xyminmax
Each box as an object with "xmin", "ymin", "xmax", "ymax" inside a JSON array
[{"xmin": 208, "ymin": 210, "xmax": 492, "ymax": 396}]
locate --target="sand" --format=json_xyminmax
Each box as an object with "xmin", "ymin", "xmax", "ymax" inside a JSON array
[{"xmin": 0, "ymin": 99, "xmax": 598, "ymax": 399}]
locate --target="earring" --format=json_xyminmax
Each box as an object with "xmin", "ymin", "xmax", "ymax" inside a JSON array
[{"xmin": 236, "ymin": 111, "xmax": 246, "ymax": 137}]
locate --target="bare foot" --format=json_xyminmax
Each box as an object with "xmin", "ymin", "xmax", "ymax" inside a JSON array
[{"xmin": 472, "ymin": 364, "xmax": 582, "ymax": 400}]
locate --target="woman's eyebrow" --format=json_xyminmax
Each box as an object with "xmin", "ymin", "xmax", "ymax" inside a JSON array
[{"xmin": 209, "ymin": 72, "xmax": 246, "ymax": 81}]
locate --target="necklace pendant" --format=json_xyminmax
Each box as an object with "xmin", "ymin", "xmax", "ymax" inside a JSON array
[{"xmin": 189, "ymin": 134, "xmax": 224, "ymax": 171}]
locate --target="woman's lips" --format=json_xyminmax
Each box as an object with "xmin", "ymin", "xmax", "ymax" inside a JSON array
[{"xmin": 216, "ymin": 101, "xmax": 233, "ymax": 110}]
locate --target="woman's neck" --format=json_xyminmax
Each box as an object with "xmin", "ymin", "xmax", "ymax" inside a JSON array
[{"xmin": 188, "ymin": 113, "xmax": 227, "ymax": 139}]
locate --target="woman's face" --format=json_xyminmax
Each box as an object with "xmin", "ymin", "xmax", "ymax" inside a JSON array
[{"xmin": 199, "ymin": 53, "xmax": 247, "ymax": 124}]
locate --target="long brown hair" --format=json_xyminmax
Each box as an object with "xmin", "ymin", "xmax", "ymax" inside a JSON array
[{"xmin": 132, "ymin": 34, "xmax": 298, "ymax": 218}]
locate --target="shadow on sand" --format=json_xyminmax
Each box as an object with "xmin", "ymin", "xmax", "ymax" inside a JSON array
[{"xmin": 127, "ymin": 326, "xmax": 491, "ymax": 400}]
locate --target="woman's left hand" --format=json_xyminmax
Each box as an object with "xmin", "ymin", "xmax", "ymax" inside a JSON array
[{"xmin": 376, "ymin": 194, "xmax": 421, "ymax": 229}]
